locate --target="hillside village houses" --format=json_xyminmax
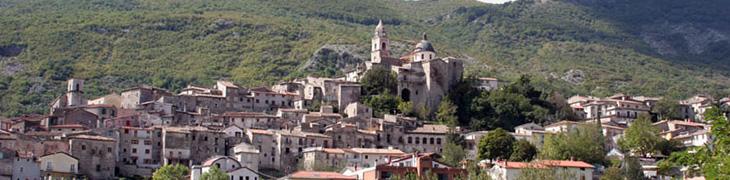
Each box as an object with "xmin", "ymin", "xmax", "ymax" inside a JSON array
[{"xmin": 0, "ymin": 20, "xmax": 722, "ymax": 180}]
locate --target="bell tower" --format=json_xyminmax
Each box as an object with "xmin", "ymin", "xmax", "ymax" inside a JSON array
[{"xmin": 371, "ymin": 20, "xmax": 390, "ymax": 64}]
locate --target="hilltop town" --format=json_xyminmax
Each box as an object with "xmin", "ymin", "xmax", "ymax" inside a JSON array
[{"xmin": 1, "ymin": 21, "xmax": 725, "ymax": 180}]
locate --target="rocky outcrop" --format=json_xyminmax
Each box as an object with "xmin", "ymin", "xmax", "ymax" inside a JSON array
[
  {"xmin": 561, "ymin": 69, "xmax": 585, "ymax": 85},
  {"xmin": 300, "ymin": 44, "xmax": 368, "ymax": 74},
  {"xmin": 641, "ymin": 23, "xmax": 729, "ymax": 56}
]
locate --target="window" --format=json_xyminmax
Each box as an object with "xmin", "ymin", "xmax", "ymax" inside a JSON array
[
  {"xmin": 70, "ymin": 164, "xmax": 75, "ymax": 172},
  {"xmin": 47, "ymin": 162, "xmax": 53, "ymax": 171},
  {"xmin": 132, "ymin": 148, "xmax": 137, "ymax": 153},
  {"xmin": 81, "ymin": 145, "xmax": 86, "ymax": 150},
  {"xmin": 96, "ymin": 164, "xmax": 101, "ymax": 171},
  {"xmin": 131, "ymin": 140, "xmax": 139, "ymax": 144},
  {"xmin": 430, "ymin": 138, "xmax": 435, "ymax": 144},
  {"xmin": 145, "ymin": 149, "xmax": 150, "ymax": 154},
  {"xmin": 436, "ymin": 138, "xmax": 442, "ymax": 145},
  {"xmin": 108, "ymin": 147, "xmax": 112, "ymax": 153},
  {"xmin": 415, "ymin": 137, "xmax": 419, "ymax": 144},
  {"xmin": 144, "ymin": 140, "xmax": 152, "ymax": 145},
  {"xmin": 408, "ymin": 137, "xmax": 412, "ymax": 144}
]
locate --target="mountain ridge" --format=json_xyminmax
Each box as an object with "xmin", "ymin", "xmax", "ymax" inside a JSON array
[{"xmin": 0, "ymin": 0, "xmax": 729, "ymax": 116}]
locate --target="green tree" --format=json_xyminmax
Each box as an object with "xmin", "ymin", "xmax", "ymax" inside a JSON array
[
  {"xmin": 153, "ymin": 164, "xmax": 189, "ymax": 180},
  {"xmin": 601, "ymin": 165, "xmax": 624, "ymax": 180},
  {"xmin": 622, "ymin": 156, "xmax": 645, "ymax": 180},
  {"xmin": 701, "ymin": 107, "xmax": 730, "ymax": 178},
  {"xmin": 652, "ymin": 98, "xmax": 684, "ymax": 120},
  {"xmin": 201, "ymin": 166, "xmax": 228, "ymax": 180},
  {"xmin": 441, "ymin": 141, "xmax": 466, "ymax": 166},
  {"xmin": 618, "ymin": 113, "xmax": 661, "ymax": 157},
  {"xmin": 436, "ymin": 98, "xmax": 459, "ymax": 127},
  {"xmin": 655, "ymin": 138, "xmax": 684, "ymax": 156},
  {"xmin": 540, "ymin": 124, "xmax": 606, "ymax": 165},
  {"xmin": 518, "ymin": 166, "xmax": 576, "ymax": 180},
  {"xmin": 397, "ymin": 100, "xmax": 414, "ymax": 116},
  {"xmin": 477, "ymin": 128, "xmax": 515, "ymax": 161},
  {"xmin": 509, "ymin": 139, "xmax": 537, "ymax": 162},
  {"xmin": 363, "ymin": 92, "xmax": 398, "ymax": 117},
  {"xmin": 360, "ymin": 66, "xmax": 397, "ymax": 96}
]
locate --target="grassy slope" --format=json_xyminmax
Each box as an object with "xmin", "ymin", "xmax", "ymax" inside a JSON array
[{"xmin": 0, "ymin": 0, "xmax": 728, "ymax": 115}]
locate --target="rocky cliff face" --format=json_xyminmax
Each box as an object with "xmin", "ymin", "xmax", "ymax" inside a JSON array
[{"xmin": 641, "ymin": 23, "xmax": 729, "ymax": 56}]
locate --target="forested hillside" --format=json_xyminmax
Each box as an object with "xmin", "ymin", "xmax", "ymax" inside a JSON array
[{"xmin": 1, "ymin": 0, "xmax": 729, "ymax": 116}]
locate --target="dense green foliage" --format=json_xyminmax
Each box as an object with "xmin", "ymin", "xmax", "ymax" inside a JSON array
[
  {"xmin": 152, "ymin": 164, "xmax": 189, "ymax": 180},
  {"xmin": 509, "ymin": 139, "xmax": 537, "ymax": 162},
  {"xmin": 435, "ymin": 98, "xmax": 458, "ymax": 127},
  {"xmin": 700, "ymin": 107, "xmax": 730, "ymax": 178},
  {"xmin": 477, "ymin": 128, "xmax": 515, "ymax": 161},
  {"xmin": 1, "ymin": 0, "xmax": 730, "ymax": 116},
  {"xmin": 618, "ymin": 113, "xmax": 661, "ymax": 157},
  {"xmin": 200, "ymin": 166, "xmax": 228, "ymax": 180},
  {"xmin": 441, "ymin": 141, "xmax": 467, "ymax": 167},
  {"xmin": 359, "ymin": 66, "xmax": 397, "ymax": 96},
  {"xmin": 540, "ymin": 124, "xmax": 606, "ymax": 165},
  {"xmin": 450, "ymin": 76, "xmax": 566, "ymax": 130}
]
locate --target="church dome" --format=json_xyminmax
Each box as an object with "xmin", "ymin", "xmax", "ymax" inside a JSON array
[{"xmin": 414, "ymin": 33, "xmax": 435, "ymax": 53}]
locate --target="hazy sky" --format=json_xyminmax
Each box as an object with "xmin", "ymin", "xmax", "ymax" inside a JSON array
[{"xmin": 476, "ymin": 0, "xmax": 516, "ymax": 4}]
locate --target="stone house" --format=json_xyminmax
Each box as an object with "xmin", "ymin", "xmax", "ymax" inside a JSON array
[
  {"xmin": 245, "ymin": 129, "xmax": 276, "ymax": 170},
  {"xmin": 232, "ymin": 142, "xmax": 260, "ymax": 171},
  {"xmin": 162, "ymin": 126, "xmax": 226, "ymax": 166},
  {"xmin": 401, "ymin": 124, "xmax": 449, "ymax": 153},
  {"xmin": 325, "ymin": 123, "xmax": 376, "ymax": 148},
  {"xmin": 121, "ymin": 85, "xmax": 172, "ymax": 109},
  {"xmin": 12, "ymin": 152, "xmax": 41, "ymax": 180},
  {"xmin": 68, "ymin": 134, "xmax": 117, "ymax": 180},
  {"xmin": 118, "ymin": 126, "xmax": 161, "ymax": 177},
  {"xmin": 39, "ymin": 152, "xmax": 80, "ymax": 180},
  {"xmin": 354, "ymin": 153, "xmax": 466, "ymax": 180},
  {"xmin": 488, "ymin": 160, "xmax": 594, "ymax": 180}
]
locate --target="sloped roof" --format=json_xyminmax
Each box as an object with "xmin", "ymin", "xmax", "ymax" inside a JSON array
[{"xmin": 287, "ymin": 171, "xmax": 356, "ymax": 180}]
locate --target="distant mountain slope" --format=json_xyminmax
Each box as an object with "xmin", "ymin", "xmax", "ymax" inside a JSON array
[{"xmin": 0, "ymin": 0, "xmax": 728, "ymax": 115}]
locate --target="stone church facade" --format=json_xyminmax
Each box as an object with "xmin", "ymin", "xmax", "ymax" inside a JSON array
[{"xmin": 366, "ymin": 20, "xmax": 464, "ymax": 115}]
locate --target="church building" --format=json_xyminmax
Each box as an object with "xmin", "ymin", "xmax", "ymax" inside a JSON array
[{"xmin": 365, "ymin": 20, "xmax": 464, "ymax": 116}]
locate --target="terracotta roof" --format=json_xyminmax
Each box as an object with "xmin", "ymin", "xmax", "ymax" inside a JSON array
[
  {"xmin": 50, "ymin": 124, "xmax": 88, "ymax": 129},
  {"xmin": 495, "ymin": 161, "xmax": 547, "ymax": 169},
  {"xmin": 222, "ymin": 112, "xmax": 277, "ymax": 118},
  {"xmin": 347, "ymin": 148, "xmax": 405, "ymax": 155},
  {"xmin": 40, "ymin": 152, "xmax": 79, "ymax": 160},
  {"xmin": 538, "ymin": 160, "xmax": 594, "ymax": 168},
  {"xmin": 407, "ymin": 124, "xmax": 449, "ymax": 134},
  {"xmin": 545, "ymin": 120, "xmax": 581, "ymax": 128},
  {"xmin": 69, "ymin": 134, "xmax": 116, "ymax": 142},
  {"xmin": 495, "ymin": 160, "xmax": 593, "ymax": 169},
  {"xmin": 288, "ymin": 171, "xmax": 356, "ymax": 180},
  {"xmin": 247, "ymin": 129, "xmax": 273, "ymax": 135},
  {"xmin": 202, "ymin": 155, "xmax": 240, "ymax": 167}
]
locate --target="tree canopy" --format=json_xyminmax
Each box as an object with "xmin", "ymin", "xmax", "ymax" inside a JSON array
[
  {"xmin": 200, "ymin": 166, "xmax": 229, "ymax": 180},
  {"xmin": 477, "ymin": 128, "xmax": 515, "ymax": 161},
  {"xmin": 152, "ymin": 164, "xmax": 189, "ymax": 180},
  {"xmin": 618, "ymin": 113, "xmax": 661, "ymax": 157},
  {"xmin": 510, "ymin": 139, "xmax": 538, "ymax": 162},
  {"xmin": 540, "ymin": 124, "xmax": 606, "ymax": 165}
]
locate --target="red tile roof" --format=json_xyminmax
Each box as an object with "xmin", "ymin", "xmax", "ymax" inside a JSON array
[{"xmin": 288, "ymin": 171, "xmax": 356, "ymax": 180}]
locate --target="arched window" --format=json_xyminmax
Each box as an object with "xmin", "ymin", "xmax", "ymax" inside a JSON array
[
  {"xmin": 421, "ymin": 54, "xmax": 424, "ymax": 60},
  {"xmin": 401, "ymin": 89, "xmax": 411, "ymax": 102},
  {"xmin": 382, "ymin": 42, "xmax": 386, "ymax": 50}
]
